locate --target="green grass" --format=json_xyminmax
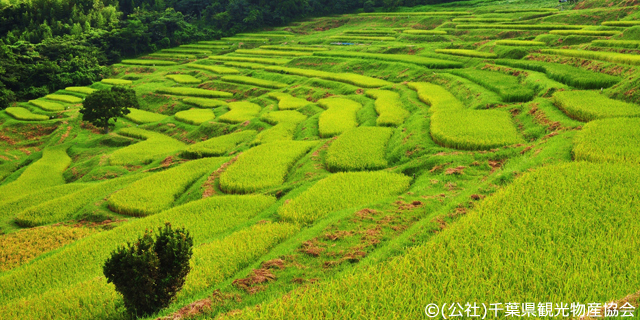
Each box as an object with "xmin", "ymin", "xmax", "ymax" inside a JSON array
[
  {"xmin": 5, "ymin": 107, "xmax": 49, "ymax": 121},
  {"xmin": 219, "ymin": 140, "xmax": 317, "ymax": 193},
  {"xmin": 120, "ymin": 59, "xmax": 178, "ymax": 66},
  {"xmin": 365, "ymin": 89, "xmax": 410, "ymax": 126},
  {"xmin": 183, "ymin": 97, "xmax": 228, "ymax": 108},
  {"xmin": 28, "ymin": 100, "xmax": 65, "ymax": 111},
  {"xmin": 186, "ymin": 64, "xmax": 240, "ymax": 74},
  {"xmin": 325, "ymin": 127, "xmax": 393, "ymax": 172},
  {"xmin": 435, "ymin": 49, "xmax": 497, "ymax": 59},
  {"xmin": 268, "ymin": 92, "xmax": 310, "ymax": 110},
  {"xmin": 328, "ymin": 36, "xmax": 396, "ymax": 41},
  {"xmin": 451, "ymin": 69, "xmax": 534, "ymax": 102},
  {"xmin": 234, "ymin": 49, "xmax": 313, "ymax": 57},
  {"xmin": 64, "ymin": 87, "xmax": 96, "ymax": 94},
  {"xmin": 123, "ymin": 108, "xmax": 168, "ymax": 124},
  {"xmin": 174, "ymin": 108, "xmax": 216, "ymax": 125},
  {"xmin": 602, "ymin": 21, "xmax": 640, "ymax": 27},
  {"xmin": 221, "ymin": 75, "xmax": 288, "ymax": 89},
  {"xmin": 259, "ymin": 45, "xmax": 328, "ymax": 51},
  {"xmin": 43, "ymin": 94, "xmax": 82, "ymax": 103},
  {"xmin": 265, "ymin": 66, "xmax": 391, "ymax": 88},
  {"xmin": 218, "ymin": 101, "xmax": 262, "ymax": 124},
  {"xmin": 109, "ymin": 127, "xmax": 186, "ymax": 165},
  {"xmin": 208, "ymin": 56, "xmax": 291, "ymax": 65},
  {"xmin": 317, "ymin": 97, "xmax": 362, "ymax": 138},
  {"xmin": 101, "ymin": 79, "xmax": 132, "ymax": 85},
  {"xmin": 541, "ymin": 49, "xmax": 640, "ymax": 66},
  {"xmin": 456, "ymin": 24, "xmax": 582, "ymax": 30},
  {"xmin": 573, "ymin": 118, "xmax": 640, "ymax": 165},
  {"xmin": 495, "ymin": 40, "xmax": 546, "ymax": 46},
  {"xmin": 549, "ymin": 30, "xmax": 620, "ymax": 36},
  {"xmin": 279, "ymin": 171, "xmax": 411, "ymax": 224},
  {"xmin": 402, "ymin": 29, "xmax": 447, "ymax": 35},
  {"xmin": 165, "ymin": 74, "xmax": 202, "ymax": 84},
  {"xmin": 156, "ymin": 87, "xmax": 233, "ymax": 98},
  {"xmin": 107, "ymin": 158, "xmax": 226, "ymax": 216},
  {"xmin": 591, "ymin": 40, "xmax": 640, "ymax": 49},
  {"xmin": 181, "ymin": 130, "xmax": 257, "ymax": 159},
  {"xmin": 314, "ymin": 51, "xmax": 463, "ymax": 68},
  {"xmin": 552, "ymin": 90, "xmax": 640, "ymax": 122}
]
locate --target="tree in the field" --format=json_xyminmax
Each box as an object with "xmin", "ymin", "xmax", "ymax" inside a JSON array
[{"xmin": 80, "ymin": 86, "xmax": 137, "ymax": 133}]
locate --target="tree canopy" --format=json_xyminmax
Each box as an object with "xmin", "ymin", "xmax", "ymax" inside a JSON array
[{"xmin": 80, "ymin": 86, "xmax": 137, "ymax": 133}]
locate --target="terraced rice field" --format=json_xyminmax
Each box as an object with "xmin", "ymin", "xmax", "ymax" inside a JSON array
[{"xmin": 1, "ymin": 0, "xmax": 640, "ymax": 319}]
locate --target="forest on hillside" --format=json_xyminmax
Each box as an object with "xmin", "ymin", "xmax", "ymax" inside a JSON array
[{"xmin": 0, "ymin": 0, "xmax": 463, "ymax": 107}]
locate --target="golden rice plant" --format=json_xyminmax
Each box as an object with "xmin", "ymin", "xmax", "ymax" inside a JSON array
[
  {"xmin": 28, "ymin": 100, "xmax": 64, "ymax": 111},
  {"xmin": 174, "ymin": 108, "xmax": 215, "ymax": 125},
  {"xmin": 101, "ymin": 79, "xmax": 133, "ymax": 85},
  {"xmin": 44, "ymin": 94, "xmax": 82, "ymax": 103},
  {"xmin": 552, "ymin": 90, "xmax": 640, "ymax": 122},
  {"xmin": 234, "ymin": 49, "xmax": 313, "ymax": 57},
  {"xmin": 186, "ymin": 63, "xmax": 240, "ymax": 74},
  {"xmin": 317, "ymin": 97, "xmax": 362, "ymax": 138},
  {"xmin": 268, "ymin": 92, "xmax": 310, "ymax": 110},
  {"xmin": 183, "ymin": 97, "xmax": 228, "ymax": 108},
  {"xmin": 181, "ymin": 130, "xmax": 257, "ymax": 159},
  {"xmin": 218, "ymin": 101, "xmax": 262, "ymax": 124},
  {"xmin": 5, "ymin": 107, "xmax": 49, "ymax": 121},
  {"xmin": 325, "ymin": 127, "xmax": 393, "ymax": 172},
  {"xmin": 573, "ymin": 117, "xmax": 640, "ymax": 164},
  {"xmin": 365, "ymin": 89, "xmax": 410, "ymax": 126},
  {"xmin": 165, "ymin": 74, "xmax": 202, "ymax": 84},
  {"xmin": 123, "ymin": 108, "xmax": 168, "ymax": 124},
  {"xmin": 266, "ymin": 66, "xmax": 391, "ymax": 88},
  {"xmin": 109, "ymin": 128, "xmax": 186, "ymax": 165},
  {"xmin": 156, "ymin": 87, "xmax": 233, "ymax": 98},
  {"xmin": 221, "ymin": 75, "xmax": 287, "ymax": 89}
]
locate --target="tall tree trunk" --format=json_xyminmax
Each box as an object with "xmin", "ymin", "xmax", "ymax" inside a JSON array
[{"xmin": 104, "ymin": 119, "xmax": 109, "ymax": 134}]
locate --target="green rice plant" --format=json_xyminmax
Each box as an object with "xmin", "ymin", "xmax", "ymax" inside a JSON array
[
  {"xmin": 221, "ymin": 75, "xmax": 287, "ymax": 89},
  {"xmin": 541, "ymin": 49, "xmax": 640, "ymax": 66},
  {"xmin": 219, "ymin": 140, "xmax": 317, "ymax": 193},
  {"xmin": 495, "ymin": 40, "xmax": 546, "ymax": 46},
  {"xmin": 236, "ymin": 33, "xmax": 292, "ymax": 38},
  {"xmin": 552, "ymin": 90, "xmax": 640, "ymax": 122},
  {"xmin": 218, "ymin": 101, "xmax": 262, "ymax": 124},
  {"xmin": 234, "ymin": 49, "xmax": 312, "ymax": 57},
  {"xmin": 549, "ymin": 30, "xmax": 620, "ymax": 36},
  {"xmin": 328, "ymin": 36, "xmax": 396, "ymax": 41},
  {"xmin": 120, "ymin": 59, "xmax": 177, "ymax": 66},
  {"xmin": 279, "ymin": 171, "xmax": 411, "ymax": 224},
  {"xmin": 186, "ymin": 64, "xmax": 240, "ymax": 74},
  {"xmin": 101, "ymin": 79, "xmax": 133, "ymax": 85},
  {"xmin": 165, "ymin": 74, "xmax": 202, "ymax": 84},
  {"xmin": 573, "ymin": 117, "xmax": 640, "ymax": 164},
  {"xmin": 0, "ymin": 194, "xmax": 275, "ymax": 305},
  {"xmin": 208, "ymin": 56, "xmax": 290, "ymax": 65},
  {"xmin": 402, "ymin": 29, "xmax": 447, "ymax": 35},
  {"xmin": 313, "ymin": 51, "xmax": 462, "ymax": 69},
  {"xmin": 221, "ymin": 37, "xmax": 269, "ymax": 42},
  {"xmin": 107, "ymin": 158, "xmax": 226, "ymax": 217},
  {"xmin": 14, "ymin": 174, "xmax": 146, "ymax": 227},
  {"xmin": 495, "ymin": 8, "xmax": 558, "ymax": 13},
  {"xmin": 162, "ymin": 49, "xmax": 211, "ymax": 54},
  {"xmin": 181, "ymin": 130, "xmax": 257, "ymax": 159},
  {"xmin": 223, "ymin": 61, "xmax": 269, "ymax": 69},
  {"xmin": 591, "ymin": 40, "xmax": 640, "ymax": 49},
  {"xmin": 109, "ymin": 128, "xmax": 186, "ymax": 165},
  {"xmin": 259, "ymin": 45, "xmax": 328, "ymax": 51},
  {"xmin": 148, "ymin": 53, "xmax": 196, "ymax": 59},
  {"xmin": 365, "ymin": 89, "xmax": 410, "ymax": 126},
  {"xmin": 28, "ymin": 100, "xmax": 64, "ymax": 111},
  {"xmin": 180, "ymin": 44, "xmax": 229, "ymax": 49},
  {"xmin": 344, "ymin": 29, "xmax": 397, "ymax": 35},
  {"xmin": 174, "ymin": 108, "xmax": 215, "ymax": 125},
  {"xmin": 407, "ymin": 82, "xmax": 464, "ymax": 113},
  {"xmin": 65, "ymin": 86, "xmax": 96, "ymax": 94},
  {"xmin": 238, "ymin": 162, "xmax": 640, "ymax": 319},
  {"xmin": 452, "ymin": 18, "xmax": 513, "ymax": 23},
  {"xmin": 602, "ymin": 21, "xmax": 640, "ymax": 27},
  {"xmin": 325, "ymin": 127, "xmax": 393, "ymax": 172},
  {"xmin": 435, "ymin": 49, "xmax": 497, "ymax": 59},
  {"xmin": 44, "ymin": 94, "xmax": 82, "ymax": 103},
  {"xmin": 156, "ymin": 87, "xmax": 233, "ymax": 98},
  {"xmin": 252, "ymin": 111, "xmax": 307, "ymax": 144},
  {"xmin": 494, "ymin": 59, "xmax": 621, "ymax": 89},
  {"xmin": 5, "ymin": 107, "xmax": 49, "ymax": 121},
  {"xmin": 123, "ymin": 108, "xmax": 168, "ymax": 124},
  {"xmin": 456, "ymin": 24, "xmax": 583, "ymax": 30},
  {"xmin": 183, "ymin": 97, "xmax": 228, "ymax": 108},
  {"xmin": 358, "ymin": 11, "xmax": 470, "ymax": 16},
  {"xmin": 450, "ymin": 69, "xmax": 534, "ymax": 102},
  {"xmin": 317, "ymin": 97, "xmax": 362, "ymax": 138},
  {"xmin": 268, "ymin": 92, "xmax": 310, "ymax": 110},
  {"xmin": 198, "ymin": 41, "xmax": 228, "ymax": 45},
  {"xmin": 265, "ymin": 66, "xmax": 391, "ymax": 88},
  {"xmin": 0, "ymin": 183, "xmax": 88, "ymax": 222}
]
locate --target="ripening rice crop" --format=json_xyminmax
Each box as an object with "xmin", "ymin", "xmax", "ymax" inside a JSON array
[
  {"xmin": 268, "ymin": 92, "xmax": 310, "ymax": 110},
  {"xmin": 253, "ymin": 110, "xmax": 307, "ymax": 144},
  {"xmin": 165, "ymin": 74, "xmax": 202, "ymax": 84},
  {"xmin": 156, "ymin": 87, "xmax": 233, "ymax": 98},
  {"xmin": 435, "ymin": 49, "xmax": 497, "ymax": 59},
  {"xmin": 183, "ymin": 97, "xmax": 228, "ymax": 108},
  {"xmin": 186, "ymin": 63, "xmax": 240, "ymax": 74},
  {"xmin": 123, "ymin": 108, "xmax": 168, "ymax": 124},
  {"xmin": 107, "ymin": 158, "xmax": 227, "ymax": 216},
  {"xmin": 0, "ymin": 226, "xmax": 96, "ymax": 272},
  {"xmin": 148, "ymin": 53, "xmax": 196, "ymax": 59},
  {"xmin": 14, "ymin": 174, "xmax": 146, "ymax": 227},
  {"xmin": 161, "ymin": 49, "xmax": 211, "ymax": 54},
  {"xmin": 495, "ymin": 8, "xmax": 558, "ymax": 13},
  {"xmin": 549, "ymin": 30, "xmax": 620, "ymax": 36},
  {"xmin": 180, "ymin": 44, "xmax": 229, "ymax": 49},
  {"xmin": 0, "ymin": 183, "xmax": 88, "ymax": 222},
  {"xmin": 65, "ymin": 87, "xmax": 96, "ymax": 94},
  {"xmin": 221, "ymin": 37, "xmax": 269, "ymax": 42},
  {"xmin": 5, "ymin": 107, "xmax": 49, "ymax": 121},
  {"xmin": 344, "ymin": 29, "xmax": 397, "ymax": 35},
  {"xmin": 402, "ymin": 29, "xmax": 448, "ymax": 35},
  {"xmin": 236, "ymin": 33, "xmax": 291, "ymax": 38},
  {"xmin": 238, "ymin": 162, "xmax": 640, "ymax": 318},
  {"xmin": 573, "ymin": 118, "xmax": 640, "ymax": 164},
  {"xmin": 265, "ymin": 66, "xmax": 391, "ymax": 88},
  {"xmin": 456, "ymin": 24, "xmax": 582, "ymax": 30},
  {"xmin": 591, "ymin": 40, "xmax": 640, "ymax": 49},
  {"xmin": 181, "ymin": 130, "xmax": 257, "ymax": 159},
  {"xmin": 109, "ymin": 127, "xmax": 186, "ymax": 165},
  {"xmin": 495, "ymin": 40, "xmax": 545, "ymax": 46},
  {"xmin": 28, "ymin": 100, "xmax": 64, "ymax": 111},
  {"xmin": 44, "ymin": 94, "xmax": 82, "ymax": 103},
  {"xmin": 365, "ymin": 89, "xmax": 410, "ymax": 126},
  {"xmin": 221, "ymin": 75, "xmax": 287, "ymax": 89},
  {"xmin": 234, "ymin": 49, "xmax": 313, "ymax": 57},
  {"xmin": 325, "ymin": 127, "xmax": 393, "ymax": 172},
  {"xmin": 359, "ymin": 11, "xmax": 470, "ymax": 16},
  {"xmin": 408, "ymin": 82, "xmax": 464, "ymax": 113},
  {"xmin": 552, "ymin": 90, "xmax": 640, "ymax": 122},
  {"xmin": 223, "ymin": 61, "xmax": 269, "ymax": 69},
  {"xmin": 541, "ymin": 49, "xmax": 640, "ymax": 66},
  {"xmin": 0, "ymin": 145, "xmax": 71, "ymax": 203},
  {"xmin": 451, "ymin": 69, "xmax": 534, "ymax": 102},
  {"xmin": 602, "ymin": 21, "xmax": 640, "ymax": 27},
  {"xmin": 208, "ymin": 56, "xmax": 290, "ymax": 65},
  {"xmin": 259, "ymin": 45, "xmax": 328, "ymax": 51},
  {"xmin": 101, "ymin": 79, "xmax": 132, "ymax": 85},
  {"xmin": 174, "ymin": 108, "xmax": 215, "ymax": 125},
  {"xmin": 217, "ymin": 101, "xmax": 262, "ymax": 123},
  {"xmin": 317, "ymin": 97, "xmax": 362, "ymax": 138},
  {"xmin": 328, "ymin": 35, "xmax": 396, "ymax": 41},
  {"xmin": 452, "ymin": 18, "xmax": 513, "ymax": 22},
  {"xmin": 279, "ymin": 171, "xmax": 411, "ymax": 224},
  {"xmin": 219, "ymin": 140, "xmax": 317, "ymax": 193},
  {"xmin": 314, "ymin": 51, "xmax": 462, "ymax": 68},
  {"xmin": 120, "ymin": 59, "xmax": 177, "ymax": 66}
]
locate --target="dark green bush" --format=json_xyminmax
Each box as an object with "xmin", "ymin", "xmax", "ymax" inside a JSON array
[{"xmin": 103, "ymin": 223, "xmax": 193, "ymax": 316}]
